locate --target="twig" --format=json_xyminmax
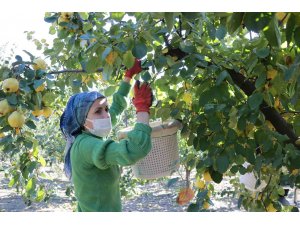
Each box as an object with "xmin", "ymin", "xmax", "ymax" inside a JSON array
[
  {"xmin": 278, "ymin": 13, "xmax": 288, "ymax": 27},
  {"xmin": 46, "ymin": 68, "xmax": 103, "ymax": 75},
  {"xmin": 163, "ymin": 35, "xmax": 171, "ymax": 49},
  {"xmin": 280, "ymin": 111, "xmax": 300, "ymax": 115}
]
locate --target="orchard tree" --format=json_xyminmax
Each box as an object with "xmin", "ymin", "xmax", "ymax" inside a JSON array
[{"xmin": 1, "ymin": 12, "xmax": 300, "ymax": 211}]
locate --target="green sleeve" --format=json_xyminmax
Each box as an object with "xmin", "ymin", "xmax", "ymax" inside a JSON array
[
  {"xmin": 109, "ymin": 81, "xmax": 131, "ymax": 126},
  {"xmin": 78, "ymin": 123, "xmax": 152, "ymax": 169}
]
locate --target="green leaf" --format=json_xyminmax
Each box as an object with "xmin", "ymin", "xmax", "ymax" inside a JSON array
[
  {"xmin": 15, "ymin": 55, "xmax": 22, "ymax": 62},
  {"xmin": 123, "ymin": 51, "xmax": 135, "ymax": 68},
  {"xmin": 216, "ymin": 154, "xmax": 230, "ymax": 173},
  {"xmin": 26, "ymin": 121, "xmax": 36, "ymax": 129},
  {"xmin": 8, "ymin": 175, "xmax": 18, "ymax": 188},
  {"xmin": 78, "ymin": 12, "xmax": 89, "ymax": 20},
  {"xmin": 237, "ymin": 195, "xmax": 244, "ymax": 209},
  {"xmin": 86, "ymin": 56, "xmax": 101, "ymax": 73},
  {"xmin": 132, "ymin": 41, "xmax": 147, "ymax": 59},
  {"xmin": 23, "ymin": 50, "xmax": 35, "ymax": 61},
  {"xmin": 179, "ymin": 41, "xmax": 195, "ymax": 53},
  {"xmin": 286, "ymin": 14, "xmax": 296, "ymax": 45},
  {"xmin": 230, "ymin": 165, "xmax": 239, "ymax": 174},
  {"xmin": 248, "ymin": 92, "xmax": 263, "ymax": 110},
  {"xmin": 216, "ymin": 70, "xmax": 229, "ymax": 86},
  {"xmin": 164, "ymin": 12, "xmax": 174, "ymax": 32},
  {"xmin": 44, "ymin": 15, "xmax": 57, "ymax": 23},
  {"xmin": 102, "ymin": 46, "xmax": 112, "ymax": 61},
  {"xmin": 216, "ymin": 26, "xmax": 227, "ymax": 40},
  {"xmin": 36, "ymin": 188, "xmax": 46, "ymax": 202},
  {"xmin": 187, "ymin": 203, "xmax": 200, "ymax": 212},
  {"xmin": 166, "ymin": 177, "xmax": 179, "ymax": 188},
  {"xmin": 104, "ymin": 86, "xmax": 117, "ymax": 96},
  {"xmin": 254, "ymin": 47, "xmax": 270, "ymax": 58},
  {"xmin": 284, "ymin": 66, "xmax": 297, "ymax": 81},
  {"xmin": 277, "ymin": 186, "xmax": 285, "ymax": 196},
  {"xmin": 42, "ymin": 92, "xmax": 57, "ymax": 107},
  {"xmin": 24, "ymin": 69, "xmax": 35, "ymax": 80},
  {"xmin": 25, "ymin": 178, "xmax": 36, "ymax": 194},
  {"xmin": 83, "ymin": 23, "xmax": 93, "ymax": 33},
  {"xmin": 182, "ymin": 12, "xmax": 201, "ymax": 20},
  {"xmin": 103, "ymin": 64, "xmax": 113, "ymax": 80},
  {"xmin": 255, "ymin": 73, "xmax": 267, "ymax": 89},
  {"xmin": 141, "ymin": 71, "xmax": 151, "ymax": 82},
  {"xmin": 244, "ymin": 12, "xmax": 273, "ymax": 33},
  {"xmin": 294, "ymin": 26, "xmax": 300, "ymax": 47},
  {"xmin": 264, "ymin": 16, "xmax": 281, "ymax": 47},
  {"xmin": 33, "ymin": 79, "xmax": 45, "ymax": 90},
  {"xmin": 227, "ymin": 13, "xmax": 244, "ymax": 34},
  {"xmin": 38, "ymin": 156, "xmax": 47, "ymax": 167},
  {"xmin": 110, "ymin": 12, "xmax": 125, "ymax": 21},
  {"xmin": 207, "ymin": 21, "xmax": 216, "ymax": 40},
  {"xmin": 6, "ymin": 94, "xmax": 18, "ymax": 106},
  {"xmin": 207, "ymin": 114, "xmax": 222, "ymax": 132},
  {"xmin": 210, "ymin": 170, "xmax": 223, "ymax": 183}
]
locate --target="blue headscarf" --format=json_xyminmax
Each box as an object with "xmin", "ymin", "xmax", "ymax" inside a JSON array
[{"xmin": 60, "ymin": 91, "xmax": 105, "ymax": 180}]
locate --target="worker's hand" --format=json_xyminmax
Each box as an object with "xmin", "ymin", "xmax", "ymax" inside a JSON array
[
  {"xmin": 125, "ymin": 58, "xmax": 142, "ymax": 79},
  {"xmin": 132, "ymin": 80, "xmax": 153, "ymax": 114}
]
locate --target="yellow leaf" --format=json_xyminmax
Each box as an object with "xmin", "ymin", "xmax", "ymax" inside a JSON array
[
  {"xmin": 194, "ymin": 177, "xmax": 206, "ymax": 189},
  {"xmin": 105, "ymin": 51, "xmax": 118, "ymax": 65},
  {"xmin": 266, "ymin": 203, "xmax": 277, "ymax": 212},
  {"xmin": 38, "ymin": 156, "xmax": 47, "ymax": 167},
  {"xmin": 203, "ymin": 171, "xmax": 213, "ymax": 182},
  {"xmin": 203, "ymin": 202, "xmax": 210, "ymax": 209},
  {"xmin": 182, "ymin": 92, "xmax": 192, "ymax": 106}
]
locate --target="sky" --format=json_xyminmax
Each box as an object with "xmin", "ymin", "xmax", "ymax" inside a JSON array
[
  {"xmin": 1, "ymin": 0, "xmax": 300, "ymax": 62},
  {"xmin": 0, "ymin": 11, "xmax": 53, "ymax": 61}
]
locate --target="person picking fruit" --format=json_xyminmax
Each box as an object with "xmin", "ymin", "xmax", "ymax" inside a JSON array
[{"xmin": 60, "ymin": 59, "xmax": 153, "ymax": 212}]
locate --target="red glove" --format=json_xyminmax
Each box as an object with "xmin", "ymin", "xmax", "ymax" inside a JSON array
[
  {"xmin": 125, "ymin": 59, "xmax": 142, "ymax": 79},
  {"xmin": 132, "ymin": 80, "xmax": 153, "ymax": 113}
]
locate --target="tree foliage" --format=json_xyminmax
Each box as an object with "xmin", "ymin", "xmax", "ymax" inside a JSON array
[{"xmin": 1, "ymin": 12, "xmax": 300, "ymax": 211}]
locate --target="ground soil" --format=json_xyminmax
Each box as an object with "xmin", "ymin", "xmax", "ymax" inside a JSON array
[{"xmin": 0, "ymin": 164, "xmax": 298, "ymax": 212}]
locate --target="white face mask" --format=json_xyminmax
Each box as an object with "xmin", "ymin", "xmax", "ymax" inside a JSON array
[{"xmin": 85, "ymin": 117, "xmax": 112, "ymax": 137}]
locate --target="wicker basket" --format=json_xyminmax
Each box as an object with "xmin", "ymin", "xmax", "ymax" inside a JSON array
[{"xmin": 117, "ymin": 119, "xmax": 182, "ymax": 179}]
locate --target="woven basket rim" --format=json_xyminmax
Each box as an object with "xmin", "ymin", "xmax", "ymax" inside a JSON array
[{"xmin": 117, "ymin": 119, "xmax": 182, "ymax": 139}]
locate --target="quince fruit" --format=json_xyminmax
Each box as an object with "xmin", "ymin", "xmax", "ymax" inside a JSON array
[
  {"xmin": 32, "ymin": 107, "xmax": 43, "ymax": 117},
  {"xmin": 176, "ymin": 187, "xmax": 195, "ymax": 205},
  {"xmin": 60, "ymin": 12, "xmax": 73, "ymax": 20},
  {"xmin": 0, "ymin": 99, "xmax": 13, "ymax": 117},
  {"xmin": 292, "ymin": 169, "xmax": 299, "ymax": 176},
  {"xmin": 33, "ymin": 58, "xmax": 47, "ymax": 70},
  {"xmin": 267, "ymin": 69, "xmax": 277, "ymax": 80},
  {"xmin": 2, "ymin": 78, "xmax": 19, "ymax": 93},
  {"xmin": 8, "ymin": 111, "xmax": 25, "ymax": 128}
]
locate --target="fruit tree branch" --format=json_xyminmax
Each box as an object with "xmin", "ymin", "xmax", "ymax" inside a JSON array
[
  {"xmin": 165, "ymin": 47, "xmax": 299, "ymax": 149},
  {"xmin": 46, "ymin": 68, "xmax": 103, "ymax": 75}
]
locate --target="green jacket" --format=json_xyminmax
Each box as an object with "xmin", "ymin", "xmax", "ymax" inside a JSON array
[{"xmin": 70, "ymin": 81, "xmax": 152, "ymax": 212}]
